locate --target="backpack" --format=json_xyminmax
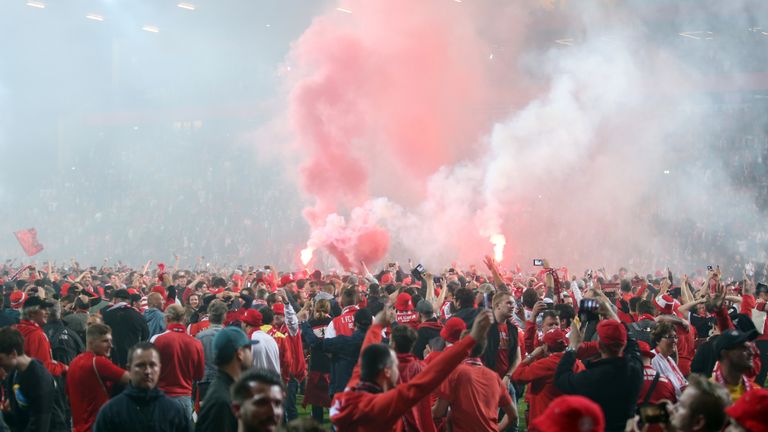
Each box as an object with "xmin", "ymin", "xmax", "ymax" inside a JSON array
[
  {"xmin": 47, "ymin": 324, "xmax": 85, "ymax": 365},
  {"xmin": 629, "ymin": 319, "xmax": 657, "ymax": 345}
]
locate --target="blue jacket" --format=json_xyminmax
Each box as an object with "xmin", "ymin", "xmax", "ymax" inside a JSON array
[
  {"xmin": 94, "ymin": 384, "xmax": 191, "ymax": 432},
  {"xmin": 144, "ymin": 308, "xmax": 166, "ymax": 339}
]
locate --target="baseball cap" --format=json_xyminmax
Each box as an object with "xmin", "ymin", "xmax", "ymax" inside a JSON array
[
  {"xmin": 529, "ymin": 395, "xmax": 604, "ymax": 432},
  {"xmin": 725, "ymin": 388, "xmax": 768, "ymax": 432},
  {"xmin": 596, "ymin": 320, "xmax": 627, "ymax": 347},
  {"xmin": 440, "ymin": 317, "xmax": 466, "ymax": 344},
  {"xmin": 714, "ymin": 328, "xmax": 758, "ymax": 359},
  {"xmin": 637, "ymin": 341, "xmax": 655, "ymax": 359},
  {"xmin": 241, "ymin": 309, "xmax": 263, "ymax": 327},
  {"xmin": 542, "ymin": 328, "xmax": 568, "ymax": 351},
  {"xmin": 213, "ymin": 327, "xmax": 258, "ymax": 365},
  {"xmin": 415, "ymin": 300, "xmax": 434, "ymax": 315},
  {"xmin": 395, "ymin": 293, "xmax": 414, "ymax": 311}
]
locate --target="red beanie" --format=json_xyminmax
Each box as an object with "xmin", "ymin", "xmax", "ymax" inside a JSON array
[
  {"xmin": 440, "ymin": 317, "xmax": 466, "ymax": 344},
  {"xmin": 272, "ymin": 303, "xmax": 285, "ymax": 316},
  {"xmin": 279, "ymin": 274, "xmax": 294, "ymax": 287},
  {"xmin": 653, "ymin": 294, "xmax": 675, "ymax": 315}
]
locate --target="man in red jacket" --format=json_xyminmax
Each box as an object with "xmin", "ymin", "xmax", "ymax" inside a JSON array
[
  {"xmin": 150, "ymin": 304, "xmax": 204, "ymax": 419},
  {"xmin": 330, "ymin": 308, "xmax": 493, "ymax": 432},
  {"xmin": 16, "ymin": 296, "xmax": 67, "ymax": 376},
  {"xmin": 512, "ymin": 328, "xmax": 584, "ymax": 423}
]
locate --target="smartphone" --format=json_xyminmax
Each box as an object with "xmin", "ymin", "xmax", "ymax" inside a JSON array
[
  {"xmin": 543, "ymin": 302, "xmax": 555, "ymax": 310},
  {"xmin": 411, "ymin": 264, "xmax": 425, "ymax": 280},
  {"xmin": 639, "ymin": 403, "xmax": 669, "ymax": 424},
  {"xmin": 707, "ymin": 265, "xmax": 713, "ymax": 271},
  {"xmin": 533, "ymin": 259, "xmax": 544, "ymax": 267}
]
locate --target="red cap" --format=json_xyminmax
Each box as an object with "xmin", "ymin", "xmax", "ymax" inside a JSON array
[
  {"xmin": 597, "ymin": 320, "xmax": 627, "ymax": 348},
  {"xmin": 542, "ymin": 328, "xmax": 568, "ymax": 351},
  {"xmin": 10, "ymin": 291, "xmax": 26, "ymax": 309},
  {"xmin": 440, "ymin": 317, "xmax": 466, "ymax": 344},
  {"xmin": 725, "ymin": 388, "xmax": 768, "ymax": 432},
  {"xmin": 395, "ymin": 293, "xmax": 414, "ymax": 311},
  {"xmin": 653, "ymin": 294, "xmax": 675, "ymax": 315},
  {"xmin": 242, "ymin": 309, "xmax": 263, "ymax": 328},
  {"xmin": 529, "ymin": 395, "xmax": 604, "ymax": 432},
  {"xmin": 637, "ymin": 341, "xmax": 655, "ymax": 359},
  {"xmin": 279, "ymin": 274, "xmax": 294, "ymax": 287},
  {"xmin": 380, "ymin": 272, "xmax": 393, "ymax": 285},
  {"xmin": 272, "ymin": 303, "xmax": 285, "ymax": 316}
]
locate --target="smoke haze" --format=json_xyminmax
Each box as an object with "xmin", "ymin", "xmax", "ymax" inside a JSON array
[{"xmin": 2, "ymin": 1, "xmax": 767, "ymax": 274}]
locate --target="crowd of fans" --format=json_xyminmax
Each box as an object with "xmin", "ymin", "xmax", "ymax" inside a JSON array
[{"xmin": 0, "ymin": 256, "xmax": 766, "ymax": 432}]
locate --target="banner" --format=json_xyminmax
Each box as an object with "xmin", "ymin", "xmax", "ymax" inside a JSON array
[{"xmin": 14, "ymin": 228, "xmax": 44, "ymax": 256}]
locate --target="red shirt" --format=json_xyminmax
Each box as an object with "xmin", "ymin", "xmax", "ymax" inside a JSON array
[
  {"xmin": 150, "ymin": 323, "xmax": 205, "ymax": 396},
  {"xmin": 637, "ymin": 365, "xmax": 677, "ymax": 404},
  {"xmin": 436, "ymin": 358, "xmax": 512, "ymax": 432},
  {"xmin": 187, "ymin": 317, "xmax": 210, "ymax": 337},
  {"xmin": 67, "ymin": 352, "xmax": 126, "ymax": 432},
  {"xmin": 511, "ymin": 352, "xmax": 584, "ymax": 421},
  {"xmin": 395, "ymin": 311, "xmax": 419, "ymax": 329},
  {"xmin": 495, "ymin": 322, "xmax": 510, "ymax": 377}
]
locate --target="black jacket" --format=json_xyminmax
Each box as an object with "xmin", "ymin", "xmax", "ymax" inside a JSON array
[
  {"xmin": 690, "ymin": 336, "xmax": 718, "ymax": 377},
  {"xmin": 452, "ymin": 307, "xmax": 480, "ymax": 328},
  {"xmin": 482, "ymin": 317, "xmax": 519, "ymax": 373},
  {"xmin": 101, "ymin": 304, "xmax": 150, "ymax": 368},
  {"xmin": 555, "ymin": 332, "xmax": 644, "ymax": 432},
  {"xmin": 322, "ymin": 328, "xmax": 366, "ymax": 396},
  {"xmin": 301, "ymin": 318, "xmax": 333, "ymax": 373},
  {"xmin": 94, "ymin": 384, "xmax": 192, "ymax": 432},
  {"xmin": 4, "ymin": 359, "xmax": 68, "ymax": 432},
  {"xmin": 196, "ymin": 370, "xmax": 236, "ymax": 432},
  {"xmin": 412, "ymin": 319, "xmax": 442, "ymax": 360}
]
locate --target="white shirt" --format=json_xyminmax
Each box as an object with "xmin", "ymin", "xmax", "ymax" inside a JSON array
[{"xmin": 251, "ymin": 330, "xmax": 280, "ymax": 374}]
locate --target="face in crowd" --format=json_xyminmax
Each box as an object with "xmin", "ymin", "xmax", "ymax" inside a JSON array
[
  {"xmin": 129, "ymin": 348, "xmax": 161, "ymax": 390},
  {"xmin": 235, "ymin": 381, "xmax": 285, "ymax": 432}
]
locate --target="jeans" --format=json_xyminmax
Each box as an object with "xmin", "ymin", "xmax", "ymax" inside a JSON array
[
  {"xmin": 170, "ymin": 395, "xmax": 193, "ymax": 421},
  {"xmin": 285, "ymin": 378, "xmax": 299, "ymax": 421},
  {"xmin": 756, "ymin": 339, "xmax": 768, "ymax": 387}
]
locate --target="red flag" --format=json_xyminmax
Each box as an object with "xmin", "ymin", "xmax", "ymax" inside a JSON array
[{"xmin": 14, "ymin": 228, "xmax": 44, "ymax": 256}]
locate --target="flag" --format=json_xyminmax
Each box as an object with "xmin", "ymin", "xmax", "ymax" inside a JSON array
[{"xmin": 14, "ymin": 228, "xmax": 44, "ymax": 256}]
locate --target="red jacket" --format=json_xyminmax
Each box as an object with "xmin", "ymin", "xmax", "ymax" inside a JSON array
[
  {"xmin": 396, "ymin": 353, "xmax": 436, "ymax": 432},
  {"xmin": 150, "ymin": 323, "xmax": 204, "ymax": 396},
  {"xmin": 512, "ymin": 352, "xmax": 584, "ymax": 421},
  {"xmin": 328, "ymin": 306, "xmax": 360, "ymax": 338},
  {"xmin": 330, "ymin": 323, "xmax": 476, "ymax": 432},
  {"xmin": 637, "ymin": 365, "xmax": 677, "ymax": 404},
  {"xmin": 17, "ymin": 320, "xmax": 67, "ymax": 376}
]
